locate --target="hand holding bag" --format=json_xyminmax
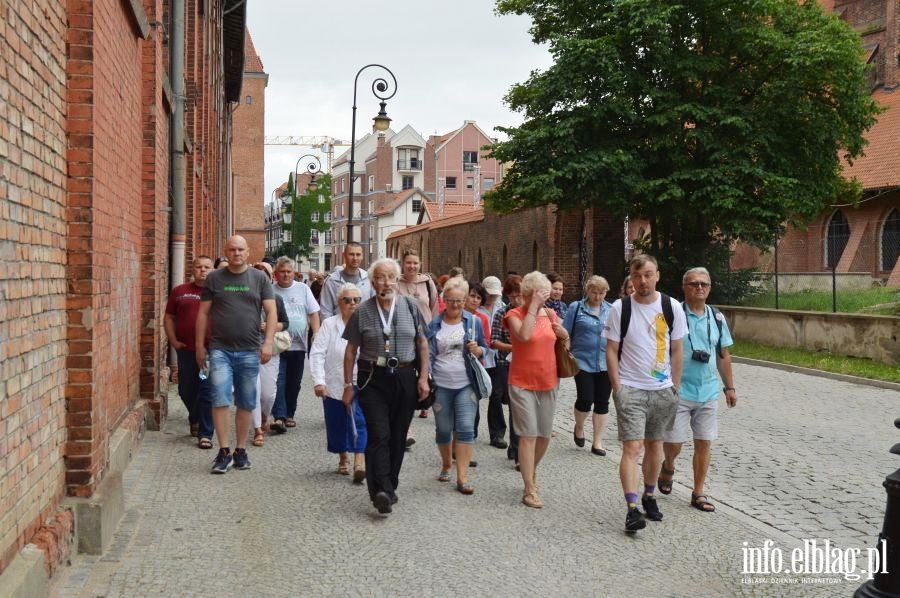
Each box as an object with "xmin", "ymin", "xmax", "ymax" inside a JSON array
[{"xmin": 546, "ymin": 309, "xmax": 579, "ymax": 378}]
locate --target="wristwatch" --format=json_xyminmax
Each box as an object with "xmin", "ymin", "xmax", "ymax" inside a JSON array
[
  {"xmin": 723, "ymin": 386, "xmax": 735, "ymax": 393},
  {"xmin": 344, "ymin": 382, "xmax": 353, "ymax": 388}
]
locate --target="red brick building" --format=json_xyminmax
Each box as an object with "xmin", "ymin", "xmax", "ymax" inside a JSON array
[{"xmin": 0, "ymin": 0, "xmax": 251, "ymax": 588}]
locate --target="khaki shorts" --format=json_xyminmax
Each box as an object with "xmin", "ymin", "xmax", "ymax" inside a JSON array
[
  {"xmin": 663, "ymin": 398, "xmax": 718, "ymax": 443},
  {"xmin": 508, "ymin": 384, "xmax": 557, "ymax": 438},
  {"xmin": 612, "ymin": 384, "xmax": 678, "ymax": 441}
]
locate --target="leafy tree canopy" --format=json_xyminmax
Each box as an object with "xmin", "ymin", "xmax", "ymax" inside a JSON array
[{"xmin": 487, "ymin": 0, "xmax": 880, "ymax": 273}]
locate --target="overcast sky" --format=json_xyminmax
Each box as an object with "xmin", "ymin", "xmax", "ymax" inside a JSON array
[{"xmin": 245, "ymin": 1, "xmax": 551, "ymax": 204}]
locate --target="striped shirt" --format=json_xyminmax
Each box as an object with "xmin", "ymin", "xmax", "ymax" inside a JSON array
[{"xmin": 343, "ymin": 295, "xmax": 426, "ymax": 362}]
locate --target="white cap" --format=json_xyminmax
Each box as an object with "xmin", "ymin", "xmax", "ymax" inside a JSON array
[{"xmin": 482, "ymin": 276, "xmax": 502, "ymax": 296}]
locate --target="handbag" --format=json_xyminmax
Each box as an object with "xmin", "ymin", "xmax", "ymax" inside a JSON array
[
  {"xmin": 546, "ymin": 309, "xmax": 579, "ymax": 378},
  {"xmin": 466, "ymin": 319, "xmax": 492, "ymax": 400},
  {"xmin": 418, "ymin": 375, "xmax": 437, "ymax": 410},
  {"xmin": 272, "ymin": 330, "xmax": 292, "ymax": 354}
]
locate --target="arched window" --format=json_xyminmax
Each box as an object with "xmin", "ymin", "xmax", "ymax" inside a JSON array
[
  {"xmin": 882, "ymin": 208, "xmax": 900, "ymax": 271},
  {"xmin": 532, "ymin": 241, "xmax": 539, "ymax": 271},
  {"xmin": 825, "ymin": 210, "xmax": 850, "ymax": 269},
  {"xmin": 502, "ymin": 244, "xmax": 508, "ymax": 275},
  {"xmin": 458, "ymin": 250, "xmax": 463, "ymax": 269}
]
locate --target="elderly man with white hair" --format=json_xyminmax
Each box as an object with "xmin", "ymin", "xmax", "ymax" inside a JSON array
[{"xmin": 341, "ymin": 258, "xmax": 430, "ymax": 515}]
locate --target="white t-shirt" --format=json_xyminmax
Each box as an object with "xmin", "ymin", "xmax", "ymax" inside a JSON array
[
  {"xmin": 432, "ymin": 321, "xmax": 469, "ymax": 390},
  {"xmin": 603, "ymin": 294, "xmax": 687, "ymax": 390},
  {"xmin": 274, "ymin": 281, "xmax": 321, "ymax": 351}
]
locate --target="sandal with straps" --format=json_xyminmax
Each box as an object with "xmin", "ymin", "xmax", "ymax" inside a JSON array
[
  {"xmin": 337, "ymin": 460, "xmax": 351, "ymax": 475},
  {"xmin": 658, "ymin": 464, "xmax": 675, "ymax": 495},
  {"xmin": 691, "ymin": 493, "xmax": 716, "ymax": 512},
  {"xmin": 252, "ymin": 428, "xmax": 265, "ymax": 447}
]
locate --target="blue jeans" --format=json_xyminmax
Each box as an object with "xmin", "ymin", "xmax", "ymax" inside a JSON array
[
  {"xmin": 175, "ymin": 349, "xmax": 213, "ymax": 438},
  {"xmin": 433, "ymin": 385, "xmax": 478, "ymax": 445},
  {"xmin": 208, "ymin": 349, "xmax": 259, "ymax": 411},
  {"xmin": 272, "ymin": 350, "xmax": 305, "ymax": 419}
]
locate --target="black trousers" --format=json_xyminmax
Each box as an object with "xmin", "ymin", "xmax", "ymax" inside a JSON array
[
  {"xmin": 485, "ymin": 364, "xmax": 509, "ymax": 441},
  {"xmin": 357, "ymin": 367, "xmax": 417, "ymax": 500}
]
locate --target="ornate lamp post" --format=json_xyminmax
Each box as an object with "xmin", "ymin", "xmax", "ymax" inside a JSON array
[
  {"xmin": 294, "ymin": 154, "xmax": 323, "ymax": 198},
  {"xmin": 346, "ymin": 64, "xmax": 397, "ymax": 243}
]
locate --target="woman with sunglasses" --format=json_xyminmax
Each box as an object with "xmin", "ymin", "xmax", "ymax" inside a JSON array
[
  {"xmin": 309, "ymin": 283, "xmax": 367, "ymax": 482},
  {"xmin": 424, "ymin": 277, "xmax": 489, "ymax": 494}
]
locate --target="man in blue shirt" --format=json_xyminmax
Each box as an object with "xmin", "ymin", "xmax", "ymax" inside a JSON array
[{"xmin": 658, "ymin": 267, "xmax": 738, "ymax": 513}]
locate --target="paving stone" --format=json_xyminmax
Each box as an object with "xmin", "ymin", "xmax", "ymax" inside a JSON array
[{"xmin": 48, "ymin": 363, "xmax": 895, "ymax": 597}]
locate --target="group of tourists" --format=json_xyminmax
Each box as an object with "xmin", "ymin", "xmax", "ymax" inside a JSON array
[{"xmin": 165, "ymin": 236, "xmax": 738, "ymax": 530}]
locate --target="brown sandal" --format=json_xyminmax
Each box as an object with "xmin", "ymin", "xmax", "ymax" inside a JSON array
[
  {"xmin": 337, "ymin": 461, "xmax": 351, "ymax": 475},
  {"xmin": 252, "ymin": 428, "xmax": 265, "ymax": 447}
]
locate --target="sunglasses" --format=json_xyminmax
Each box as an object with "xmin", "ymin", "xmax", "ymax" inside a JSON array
[
  {"xmin": 686, "ymin": 281, "xmax": 711, "ymax": 289},
  {"xmin": 341, "ymin": 297, "xmax": 362, "ymax": 304}
]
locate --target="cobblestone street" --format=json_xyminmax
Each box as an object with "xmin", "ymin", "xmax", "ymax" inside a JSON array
[{"xmin": 51, "ymin": 362, "xmax": 898, "ymax": 597}]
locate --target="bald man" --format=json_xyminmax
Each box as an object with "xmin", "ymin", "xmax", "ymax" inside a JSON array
[{"xmin": 196, "ymin": 235, "xmax": 277, "ymax": 474}]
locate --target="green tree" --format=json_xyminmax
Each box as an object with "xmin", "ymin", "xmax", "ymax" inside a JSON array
[
  {"xmin": 487, "ymin": 0, "xmax": 880, "ymax": 291},
  {"xmin": 287, "ymin": 173, "xmax": 332, "ymax": 259}
]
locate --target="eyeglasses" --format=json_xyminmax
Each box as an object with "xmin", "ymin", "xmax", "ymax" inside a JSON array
[
  {"xmin": 686, "ymin": 281, "xmax": 711, "ymax": 289},
  {"xmin": 341, "ymin": 297, "xmax": 362, "ymax": 304},
  {"xmin": 445, "ymin": 299, "xmax": 465, "ymax": 305}
]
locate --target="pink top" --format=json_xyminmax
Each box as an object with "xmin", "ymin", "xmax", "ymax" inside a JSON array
[{"xmin": 504, "ymin": 306, "xmax": 559, "ymax": 391}]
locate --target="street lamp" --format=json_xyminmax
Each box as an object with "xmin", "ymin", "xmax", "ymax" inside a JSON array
[
  {"xmin": 294, "ymin": 154, "xmax": 323, "ymax": 197},
  {"xmin": 347, "ymin": 64, "xmax": 397, "ymax": 243}
]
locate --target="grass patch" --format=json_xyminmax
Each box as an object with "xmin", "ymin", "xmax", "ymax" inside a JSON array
[
  {"xmin": 737, "ymin": 287, "xmax": 899, "ymax": 314},
  {"xmin": 730, "ymin": 340, "xmax": 900, "ymax": 383}
]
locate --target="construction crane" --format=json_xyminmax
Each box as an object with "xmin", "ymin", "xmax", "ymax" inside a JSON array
[{"xmin": 263, "ymin": 136, "xmax": 351, "ymax": 172}]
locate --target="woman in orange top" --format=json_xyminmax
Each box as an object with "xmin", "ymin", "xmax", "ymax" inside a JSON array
[{"xmin": 504, "ymin": 271, "xmax": 570, "ymax": 508}]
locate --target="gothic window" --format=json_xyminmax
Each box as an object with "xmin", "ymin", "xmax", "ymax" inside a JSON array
[
  {"xmin": 825, "ymin": 210, "xmax": 850, "ymax": 269},
  {"xmin": 881, "ymin": 209, "xmax": 900, "ymax": 271}
]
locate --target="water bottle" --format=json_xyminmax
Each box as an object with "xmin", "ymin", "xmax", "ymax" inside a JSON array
[{"xmin": 199, "ymin": 359, "xmax": 210, "ymax": 380}]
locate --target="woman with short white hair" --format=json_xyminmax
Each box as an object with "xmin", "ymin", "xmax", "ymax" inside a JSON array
[
  {"xmin": 503, "ymin": 271, "xmax": 570, "ymax": 508},
  {"xmin": 309, "ymin": 283, "xmax": 367, "ymax": 482}
]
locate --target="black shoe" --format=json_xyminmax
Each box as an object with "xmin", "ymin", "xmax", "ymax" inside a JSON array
[
  {"xmin": 373, "ymin": 491, "xmax": 393, "ymax": 514},
  {"xmin": 388, "ymin": 491, "xmax": 399, "ymax": 505},
  {"xmin": 232, "ymin": 448, "xmax": 251, "ymax": 470},
  {"xmin": 642, "ymin": 495, "xmax": 663, "ymax": 521},
  {"xmin": 490, "ymin": 438, "xmax": 508, "ymax": 449},
  {"xmin": 591, "ymin": 447, "xmax": 607, "ymax": 456},
  {"xmin": 270, "ymin": 419, "xmax": 287, "ymax": 434},
  {"xmin": 625, "ymin": 507, "xmax": 646, "ymax": 532},
  {"xmin": 468, "ymin": 460, "xmax": 478, "ymax": 468},
  {"xmin": 573, "ymin": 431, "xmax": 585, "ymax": 448}
]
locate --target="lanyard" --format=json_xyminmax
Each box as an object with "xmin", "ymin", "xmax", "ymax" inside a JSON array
[
  {"xmin": 685, "ymin": 304, "xmax": 711, "ymax": 352},
  {"xmin": 377, "ymin": 297, "xmax": 396, "ymax": 355}
]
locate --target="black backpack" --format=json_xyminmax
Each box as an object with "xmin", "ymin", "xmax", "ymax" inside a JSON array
[{"xmin": 617, "ymin": 294, "xmax": 675, "ymax": 361}]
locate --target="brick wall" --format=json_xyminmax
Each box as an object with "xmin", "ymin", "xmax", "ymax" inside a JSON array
[
  {"xmin": 387, "ymin": 207, "xmax": 625, "ymax": 303},
  {"xmin": 0, "ymin": 0, "xmax": 69, "ymax": 574}
]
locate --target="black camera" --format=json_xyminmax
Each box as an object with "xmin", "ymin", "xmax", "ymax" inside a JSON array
[{"xmin": 691, "ymin": 349, "xmax": 710, "ymax": 363}]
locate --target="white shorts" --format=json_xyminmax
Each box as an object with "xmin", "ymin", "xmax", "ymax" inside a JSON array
[{"xmin": 664, "ymin": 398, "xmax": 718, "ymax": 443}]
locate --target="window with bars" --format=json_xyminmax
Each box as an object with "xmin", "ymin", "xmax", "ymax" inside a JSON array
[
  {"xmin": 881, "ymin": 209, "xmax": 900, "ymax": 271},
  {"xmin": 825, "ymin": 210, "xmax": 850, "ymax": 269}
]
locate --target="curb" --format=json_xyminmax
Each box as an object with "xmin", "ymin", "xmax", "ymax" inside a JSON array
[{"xmin": 731, "ymin": 356, "xmax": 900, "ymax": 391}]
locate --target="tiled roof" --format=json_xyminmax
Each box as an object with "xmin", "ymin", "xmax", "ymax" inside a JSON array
[
  {"xmin": 844, "ymin": 88, "xmax": 900, "ymax": 190},
  {"xmin": 244, "ymin": 31, "xmax": 265, "ymax": 73},
  {"xmin": 374, "ymin": 188, "xmax": 418, "ymax": 217},
  {"xmin": 387, "ymin": 207, "xmax": 485, "ymax": 241},
  {"xmin": 421, "ymin": 200, "xmax": 482, "ymax": 221}
]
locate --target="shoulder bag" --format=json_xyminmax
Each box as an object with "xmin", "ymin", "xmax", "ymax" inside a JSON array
[
  {"xmin": 547, "ymin": 308, "xmax": 579, "ymax": 378},
  {"xmin": 465, "ymin": 318, "xmax": 493, "ymax": 400}
]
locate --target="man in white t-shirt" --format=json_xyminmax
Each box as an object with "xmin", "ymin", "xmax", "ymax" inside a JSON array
[
  {"xmin": 604, "ymin": 254, "xmax": 687, "ymax": 532},
  {"xmin": 270, "ymin": 257, "xmax": 321, "ymax": 432}
]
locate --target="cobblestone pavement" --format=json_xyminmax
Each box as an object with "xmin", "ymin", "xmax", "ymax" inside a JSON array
[{"xmin": 51, "ymin": 362, "xmax": 897, "ymax": 597}]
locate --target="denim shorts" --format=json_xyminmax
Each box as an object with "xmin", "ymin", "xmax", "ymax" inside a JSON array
[{"xmin": 208, "ymin": 349, "xmax": 260, "ymax": 411}]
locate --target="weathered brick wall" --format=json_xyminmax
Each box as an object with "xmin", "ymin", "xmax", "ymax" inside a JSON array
[
  {"xmin": 0, "ymin": 0, "xmax": 69, "ymax": 574},
  {"xmin": 387, "ymin": 207, "xmax": 625, "ymax": 303}
]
